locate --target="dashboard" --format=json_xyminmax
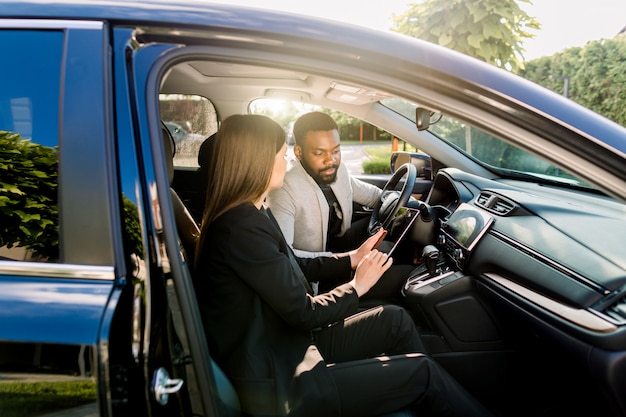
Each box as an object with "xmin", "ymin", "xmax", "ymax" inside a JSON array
[
  {"xmin": 396, "ymin": 167, "xmax": 626, "ymax": 416},
  {"xmin": 407, "ymin": 167, "xmax": 626, "ymax": 348}
]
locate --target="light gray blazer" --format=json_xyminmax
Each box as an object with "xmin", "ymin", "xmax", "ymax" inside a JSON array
[{"xmin": 267, "ymin": 160, "xmax": 381, "ymax": 258}]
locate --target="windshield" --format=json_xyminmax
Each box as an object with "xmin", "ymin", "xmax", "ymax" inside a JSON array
[{"xmin": 381, "ymin": 97, "xmax": 590, "ymax": 189}]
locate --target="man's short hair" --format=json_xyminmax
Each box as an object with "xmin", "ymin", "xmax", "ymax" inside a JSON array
[{"xmin": 293, "ymin": 111, "xmax": 338, "ymax": 147}]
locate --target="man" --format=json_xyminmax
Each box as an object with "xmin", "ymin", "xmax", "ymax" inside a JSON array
[
  {"xmin": 268, "ymin": 111, "xmax": 412, "ymax": 302},
  {"xmin": 268, "ymin": 111, "xmax": 381, "ymax": 258}
]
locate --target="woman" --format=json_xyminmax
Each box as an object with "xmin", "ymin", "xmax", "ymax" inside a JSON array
[{"xmin": 194, "ymin": 114, "xmax": 492, "ymax": 417}]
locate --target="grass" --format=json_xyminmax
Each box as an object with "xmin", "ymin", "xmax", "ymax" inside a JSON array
[
  {"xmin": 0, "ymin": 381, "xmax": 97, "ymax": 417},
  {"xmin": 364, "ymin": 145, "xmax": 392, "ymax": 163}
]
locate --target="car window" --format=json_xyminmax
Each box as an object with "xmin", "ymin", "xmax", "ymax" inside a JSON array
[
  {"xmin": 380, "ymin": 97, "xmax": 589, "ymax": 188},
  {"xmin": 159, "ymin": 94, "xmax": 218, "ymax": 168},
  {"xmin": 0, "ymin": 30, "xmax": 62, "ymax": 262},
  {"xmin": 0, "ymin": 29, "xmax": 99, "ymax": 417},
  {"xmin": 250, "ymin": 99, "xmax": 411, "ymax": 176}
]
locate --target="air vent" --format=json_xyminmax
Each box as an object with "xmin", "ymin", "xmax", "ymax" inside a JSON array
[
  {"xmin": 476, "ymin": 193, "xmax": 490, "ymax": 206},
  {"xmin": 493, "ymin": 199, "xmax": 514, "ymax": 214},
  {"xmin": 475, "ymin": 192, "xmax": 517, "ymax": 216}
]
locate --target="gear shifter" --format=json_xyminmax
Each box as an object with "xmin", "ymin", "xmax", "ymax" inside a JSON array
[{"xmin": 422, "ymin": 244, "xmax": 440, "ymax": 276}]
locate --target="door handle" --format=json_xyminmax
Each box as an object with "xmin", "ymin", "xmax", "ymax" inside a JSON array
[{"xmin": 152, "ymin": 367, "xmax": 184, "ymax": 405}]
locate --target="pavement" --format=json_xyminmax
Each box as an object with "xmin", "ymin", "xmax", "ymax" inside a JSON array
[
  {"xmin": 38, "ymin": 403, "xmax": 98, "ymax": 417},
  {"xmin": 341, "ymin": 143, "xmax": 372, "ymax": 175}
]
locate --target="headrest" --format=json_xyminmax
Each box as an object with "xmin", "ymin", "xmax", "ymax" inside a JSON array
[
  {"xmin": 198, "ymin": 133, "xmax": 217, "ymax": 169},
  {"xmin": 161, "ymin": 122, "xmax": 175, "ymax": 184}
]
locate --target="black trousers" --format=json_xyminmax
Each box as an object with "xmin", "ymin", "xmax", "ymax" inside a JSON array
[{"xmin": 313, "ymin": 305, "xmax": 493, "ymax": 417}]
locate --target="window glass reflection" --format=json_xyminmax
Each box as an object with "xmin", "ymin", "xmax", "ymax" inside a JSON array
[
  {"xmin": 0, "ymin": 30, "xmax": 62, "ymax": 262},
  {"xmin": 0, "ymin": 341, "xmax": 97, "ymax": 417}
]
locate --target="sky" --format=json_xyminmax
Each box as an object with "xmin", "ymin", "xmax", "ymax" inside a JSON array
[{"xmin": 222, "ymin": 0, "xmax": 625, "ymax": 60}]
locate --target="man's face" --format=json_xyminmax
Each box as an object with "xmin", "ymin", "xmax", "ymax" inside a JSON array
[{"xmin": 295, "ymin": 129, "xmax": 341, "ymax": 185}]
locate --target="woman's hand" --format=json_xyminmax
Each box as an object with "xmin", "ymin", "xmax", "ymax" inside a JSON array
[
  {"xmin": 349, "ymin": 250, "xmax": 393, "ymax": 297},
  {"xmin": 348, "ymin": 227, "xmax": 387, "ymax": 269}
]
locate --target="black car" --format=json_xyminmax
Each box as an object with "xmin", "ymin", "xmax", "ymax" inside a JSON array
[{"xmin": 1, "ymin": 1, "xmax": 626, "ymax": 416}]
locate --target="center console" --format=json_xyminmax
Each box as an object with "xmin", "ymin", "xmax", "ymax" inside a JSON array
[
  {"xmin": 438, "ymin": 202, "xmax": 494, "ymax": 270},
  {"xmin": 401, "ymin": 203, "xmax": 498, "ymax": 352},
  {"xmin": 403, "ymin": 202, "xmax": 494, "ymax": 293}
]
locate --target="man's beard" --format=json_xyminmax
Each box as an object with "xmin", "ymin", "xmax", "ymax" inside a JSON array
[{"xmin": 301, "ymin": 160, "xmax": 338, "ymax": 185}]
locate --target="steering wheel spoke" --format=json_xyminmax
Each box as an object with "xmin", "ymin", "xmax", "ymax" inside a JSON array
[{"xmin": 367, "ymin": 163, "xmax": 417, "ymax": 234}]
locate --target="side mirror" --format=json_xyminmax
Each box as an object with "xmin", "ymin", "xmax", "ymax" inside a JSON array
[{"xmin": 390, "ymin": 151, "xmax": 432, "ymax": 180}]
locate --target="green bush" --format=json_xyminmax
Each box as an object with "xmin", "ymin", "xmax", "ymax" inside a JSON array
[
  {"xmin": 363, "ymin": 161, "xmax": 391, "ymax": 174},
  {"xmin": 0, "ymin": 131, "xmax": 58, "ymax": 261},
  {"xmin": 362, "ymin": 145, "xmax": 393, "ymax": 174}
]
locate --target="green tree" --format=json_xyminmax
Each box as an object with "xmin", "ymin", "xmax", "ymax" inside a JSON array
[
  {"xmin": 521, "ymin": 38, "xmax": 626, "ymax": 126},
  {"xmin": 122, "ymin": 195, "xmax": 143, "ymax": 259},
  {"xmin": 392, "ymin": 0, "xmax": 540, "ymax": 70},
  {"xmin": 0, "ymin": 131, "xmax": 58, "ymax": 261},
  {"xmin": 321, "ymin": 108, "xmax": 393, "ymax": 142}
]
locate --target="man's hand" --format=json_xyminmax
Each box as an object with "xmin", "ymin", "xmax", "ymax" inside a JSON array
[{"xmin": 348, "ymin": 227, "xmax": 387, "ymax": 269}]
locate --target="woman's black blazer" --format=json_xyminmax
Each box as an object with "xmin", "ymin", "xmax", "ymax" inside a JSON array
[{"xmin": 195, "ymin": 203, "xmax": 359, "ymax": 417}]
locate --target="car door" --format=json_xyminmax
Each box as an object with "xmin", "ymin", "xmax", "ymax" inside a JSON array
[
  {"xmin": 0, "ymin": 18, "xmax": 207, "ymax": 417},
  {"xmin": 114, "ymin": 26, "xmax": 231, "ymax": 417},
  {"xmin": 0, "ymin": 20, "xmax": 118, "ymax": 417}
]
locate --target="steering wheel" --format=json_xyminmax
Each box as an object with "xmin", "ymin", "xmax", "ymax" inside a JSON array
[{"xmin": 368, "ymin": 163, "xmax": 417, "ymax": 234}]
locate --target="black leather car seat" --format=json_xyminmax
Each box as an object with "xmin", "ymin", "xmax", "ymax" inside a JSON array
[
  {"xmin": 185, "ymin": 133, "xmax": 216, "ymax": 223},
  {"xmin": 162, "ymin": 122, "xmax": 200, "ymax": 265}
]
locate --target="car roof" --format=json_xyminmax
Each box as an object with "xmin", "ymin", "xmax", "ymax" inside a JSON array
[
  {"xmin": 3, "ymin": 0, "xmax": 626, "ymax": 192},
  {"xmin": 0, "ymin": 0, "xmax": 389, "ymax": 36},
  {"xmin": 3, "ymin": 1, "xmax": 623, "ymax": 146}
]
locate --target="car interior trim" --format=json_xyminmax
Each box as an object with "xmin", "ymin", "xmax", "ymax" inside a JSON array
[
  {"xmin": 489, "ymin": 229, "xmax": 609, "ymax": 295},
  {"xmin": 484, "ymin": 272, "xmax": 617, "ymax": 333},
  {"xmin": 0, "ymin": 18, "xmax": 102, "ymax": 30},
  {"xmin": 0, "ymin": 261, "xmax": 115, "ymax": 280}
]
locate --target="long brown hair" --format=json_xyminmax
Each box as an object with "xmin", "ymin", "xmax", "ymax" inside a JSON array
[{"xmin": 196, "ymin": 114, "xmax": 285, "ymax": 264}]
